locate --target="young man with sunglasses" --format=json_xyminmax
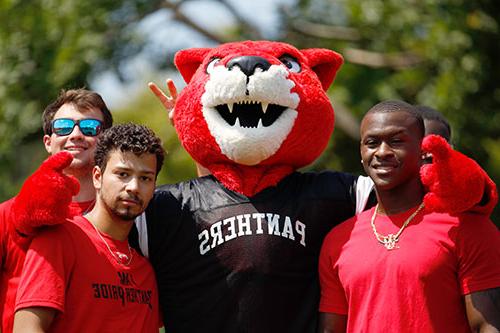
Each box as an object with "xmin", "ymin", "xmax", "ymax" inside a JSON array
[{"xmin": 0, "ymin": 88, "xmax": 113, "ymax": 333}]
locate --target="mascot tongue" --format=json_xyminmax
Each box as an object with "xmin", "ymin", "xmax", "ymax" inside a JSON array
[{"xmin": 173, "ymin": 40, "xmax": 343, "ymax": 196}]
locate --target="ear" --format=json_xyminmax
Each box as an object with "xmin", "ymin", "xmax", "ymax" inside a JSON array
[
  {"xmin": 300, "ymin": 48, "xmax": 343, "ymax": 91},
  {"xmin": 174, "ymin": 48, "xmax": 212, "ymax": 83},
  {"xmin": 43, "ymin": 134, "xmax": 52, "ymax": 154},
  {"xmin": 92, "ymin": 165, "xmax": 102, "ymax": 191}
]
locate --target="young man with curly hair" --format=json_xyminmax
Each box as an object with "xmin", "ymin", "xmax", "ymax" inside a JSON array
[{"xmin": 13, "ymin": 123, "xmax": 164, "ymax": 333}]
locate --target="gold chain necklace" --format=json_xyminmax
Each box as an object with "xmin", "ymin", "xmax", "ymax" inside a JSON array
[
  {"xmin": 87, "ymin": 219, "xmax": 134, "ymax": 266},
  {"xmin": 370, "ymin": 202, "xmax": 425, "ymax": 250}
]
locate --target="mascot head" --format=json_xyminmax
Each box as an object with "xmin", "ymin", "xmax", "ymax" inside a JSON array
[{"xmin": 174, "ymin": 40, "xmax": 343, "ymax": 196}]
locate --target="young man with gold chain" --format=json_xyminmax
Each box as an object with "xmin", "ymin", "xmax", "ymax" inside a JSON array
[{"xmin": 318, "ymin": 100, "xmax": 500, "ymax": 332}]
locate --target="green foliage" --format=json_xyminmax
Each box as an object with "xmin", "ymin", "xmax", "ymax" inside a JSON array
[
  {"xmin": 1, "ymin": 0, "xmax": 498, "ymax": 223},
  {"xmin": 0, "ymin": 0, "xmax": 163, "ymax": 199},
  {"xmin": 287, "ymin": 0, "xmax": 500, "ymax": 222}
]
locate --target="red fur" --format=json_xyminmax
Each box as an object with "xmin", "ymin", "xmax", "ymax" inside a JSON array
[
  {"xmin": 420, "ymin": 135, "xmax": 498, "ymax": 215},
  {"xmin": 12, "ymin": 152, "xmax": 80, "ymax": 235},
  {"xmin": 174, "ymin": 41, "xmax": 343, "ymax": 196}
]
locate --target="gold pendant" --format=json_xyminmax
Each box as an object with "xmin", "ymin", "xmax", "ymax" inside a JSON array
[
  {"xmin": 116, "ymin": 252, "xmax": 130, "ymax": 263},
  {"xmin": 382, "ymin": 234, "xmax": 399, "ymax": 250}
]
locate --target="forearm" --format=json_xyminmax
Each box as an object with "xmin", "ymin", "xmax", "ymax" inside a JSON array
[
  {"xmin": 318, "ymin": 312, "xmax": 347, "ymax": 333},
  {"xmin": 13, "ymin": 307, "xmax": 56, "ymax": 333},
  {"xmin": 465, "ymin": 288, "xmax": 500, "ymax": 333}
]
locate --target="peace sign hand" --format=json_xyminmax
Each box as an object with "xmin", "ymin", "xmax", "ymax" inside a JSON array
[{"xmin": 148, "ymin": 79, "xmax": 178, "ymax": 125}]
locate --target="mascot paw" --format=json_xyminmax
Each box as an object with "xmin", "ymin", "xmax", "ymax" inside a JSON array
[
  {"xmin": 12, "ymin": 152, "xmax": 80, "ymax": 236},
  {"xmin": 420, "ymin": 135, "xmax": 497, "ymax": 215}
]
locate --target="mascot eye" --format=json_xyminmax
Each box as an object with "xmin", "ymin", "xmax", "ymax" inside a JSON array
[
  {"xmin": 206, "ymin": 58, "xmax": 221, "ymax": 74},
  {"xmin": 279, "ymin": 55, "xmax": 301, "ymax": 73}
]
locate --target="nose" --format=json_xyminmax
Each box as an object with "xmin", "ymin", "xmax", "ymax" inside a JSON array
[
  {"xmin": 227, "ymin": 56, "xmax": 271, "ymax": 77},
  {"xmin": 125, "ymin": 177, "xmax": 140, "ymax": 194},
  {"xmin": 68, "ymin": 124, "xmax": 85, "ymax": 140},
  {"xmin": 375, "ymin": 142, "xmax": 394, "ymax": 159}
]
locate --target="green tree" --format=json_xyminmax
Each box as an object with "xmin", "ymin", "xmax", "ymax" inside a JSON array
[
  {"xmin": 0, "ymin": 0, "xmax": 172, "ymax": 198},
  {"xmin": 2, "ymin": 0, "xmax": 498, "ymax": 223},
  {"xmin": 282, "ymin": 0, "xmax": 500, "ymax": 221}
]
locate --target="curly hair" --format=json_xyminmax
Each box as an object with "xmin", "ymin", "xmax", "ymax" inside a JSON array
[
  {"xmin": 43, "ymin": 88, "xmax": 113, "ymax": 135},
  {"xmin": 94, "ymin": 123, "xmax": 165, "ymax": 175}
]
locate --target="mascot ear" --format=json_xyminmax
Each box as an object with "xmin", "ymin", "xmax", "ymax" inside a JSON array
[
  {"xmin": 174, "ymin": 48, "xmax": 212, "ymax": 83},
  {"xmin": 300, "ymin": 49, "xmax": 343, "ymax": 91}
]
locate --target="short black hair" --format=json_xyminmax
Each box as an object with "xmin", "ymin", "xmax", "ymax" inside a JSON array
[
  {"xmin": 94, "ymin": 123, "xmax": 165, "ymax": 175},
  {"xmin": 365, "ymin": 100, "xmax": 425, "ymax": 137},
  {"xmin": 414, "ymin": 105, "xmax": 451, "ymax": 142}
]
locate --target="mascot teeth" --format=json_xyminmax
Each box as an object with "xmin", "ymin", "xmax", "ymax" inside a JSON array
[
  {"xmin": 215, "ymin": 101, "xmax": 286, "ymax": 128},
  {"xmin": 201, "ymin": 64, "xmax": 299, "ymax": 166}
]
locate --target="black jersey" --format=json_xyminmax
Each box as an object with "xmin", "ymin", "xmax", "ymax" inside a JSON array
[{"xmin": 136, "ymin": 171, "xmax": 374, "ymax": 333}]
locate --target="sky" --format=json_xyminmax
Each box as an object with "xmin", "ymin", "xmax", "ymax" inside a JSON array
[{"xmin": 92, "ymin": 0, "xmax": 295, "ymax": 109}]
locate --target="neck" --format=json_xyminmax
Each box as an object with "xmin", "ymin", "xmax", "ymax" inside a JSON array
[
  {"xmin": 85, "ymin": 200, "xmax": 133, "ymax": 241},
  {"xmin": 375, "ymin": 179, "xmax": 425, "ymax": 215},
  {"xmin": 65, "ymin": 168, "xmax": 96, "ymax": 203},
  {"xmin": 73, "ymin": 175, "xmax": 96, "ymax": 202}
]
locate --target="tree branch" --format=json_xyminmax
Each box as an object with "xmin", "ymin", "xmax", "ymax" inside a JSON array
[
  {"xmin": 214, "ymin": 0, "xmax": 263, "ymax": 39},
  {"xmin": 343, "ymin": 48, "xmax": 424, "ymax": 69},
  {"xmin": 159, "ymin": 0, "xmax": 228, "ymax": 44},
  {"xmin": 289, "ymin": 18, "xmax": 361, "ymax": 41},
  {"xmin": 331, "ymin": 100, "xmax": 360, "ymax": 140}
]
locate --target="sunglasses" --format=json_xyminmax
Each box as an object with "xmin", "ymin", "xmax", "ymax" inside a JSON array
[{"xmin": 52, "ymin": 118, "xmax": 103, "ymax": 137}]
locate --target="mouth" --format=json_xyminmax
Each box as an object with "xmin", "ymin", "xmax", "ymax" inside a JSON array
[
  {"xmin": 64, "ymin": 146, "xmax": 86, "ymax": 152},
  {"xmin": 215, "ymin": 100, "xmax": 287, "ymax": 128},
  {"xmin": 372, "ymin": 164, "xmax": 398, "ymax": 174},
  {"xmin": 120, "ymin": 197, "xmax": 141, "ymax": 206}
]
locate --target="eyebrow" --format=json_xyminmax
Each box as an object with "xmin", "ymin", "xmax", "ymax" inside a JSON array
[
  {"xmin": 113, "ymin": 166, "xmax": 155, "ymax": 175},
  {"xmin": 364, "ymin": 128, "xmax": 408, "ymax": 136}
]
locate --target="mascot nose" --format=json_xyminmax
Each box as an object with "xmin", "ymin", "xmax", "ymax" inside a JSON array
[{"xmin": 227, "ymin": 56, "xmax": 271, "ymax": 77}]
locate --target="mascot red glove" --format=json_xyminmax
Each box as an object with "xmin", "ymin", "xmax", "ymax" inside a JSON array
[
  {"xmin": 421, "ymin": 135, "xmax": 498, "ymax": 215},
  {"xmin": 11, "ymin": 151, "xmax": 80, "ymax": 237}
]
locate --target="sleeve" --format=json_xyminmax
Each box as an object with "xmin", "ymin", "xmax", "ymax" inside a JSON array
[
  {"xmin": 15, "ymin": 226, "xmax": 75, "ymax": 313},
  {"xmin": 0, "ymin": 200, "xmax": 10, "ymax": 268},
  {"xmin": 318, "ymin": 231, "xmax": 348, "ymax": 314},
  {"xmin": 144, "ymin": 188, "xmax": 184, "ymax": 263},
  {"xmin": 455, "ymin": 215, "xmax": 500, "ymax": 295}
]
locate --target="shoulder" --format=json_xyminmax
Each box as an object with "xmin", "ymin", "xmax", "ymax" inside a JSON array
[
  {"xmin": 286, "ymin": 171, "xmax": 359, "ymax": 198},
  {"xmin": 424, "ymin": 211, "xmax": 498, "ymax": 236},
  {"xmin": 154, "ymin": 176, "xmax": 219, "ymax": 201},
  {"xmin": 296, "ymin": 170, "xmax": 358, "ymax": 185},
  {"xmin": 0, "ymin": 197, "xmax": 15, "ymax": 222},
  {"xmin": 32, "ymin": 217, "xmax": 83, "ymax": 245},
  {"xmin": 455, "ymin": 213, "xmax": 499, "ymax": 240}
]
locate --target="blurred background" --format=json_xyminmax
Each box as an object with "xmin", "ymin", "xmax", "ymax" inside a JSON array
[{"xmin": 1, "ymin": 0, "xmax": 499, "ymax": 223}]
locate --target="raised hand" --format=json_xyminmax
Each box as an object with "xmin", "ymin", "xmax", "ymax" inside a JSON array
[
  {"xmin": 12, "ymin": 151, "xmax": 80, "ymax": 236},
  {"xmin": 420, "ymin": 135, "xmax": 498, "ymax": 215},
  {"xmin": 148, "ymin": 79, "xmax": 178, "ymax": 125}
]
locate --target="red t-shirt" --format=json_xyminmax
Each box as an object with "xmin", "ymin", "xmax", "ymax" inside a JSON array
[
  {"xmin": 319, "ymin": 207, "xmax": 500, "ymax": 332},
  {"xmin": 16, "ymin": 215, "xmax": 159, "ymax": 333},
  {"xmin": 0, "ymin": 200, "xmax": 93, "ymax": 333}
]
